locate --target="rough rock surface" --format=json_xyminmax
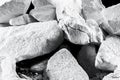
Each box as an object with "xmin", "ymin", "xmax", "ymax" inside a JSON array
[
  {"xmin": 46, "ymin": 48, "xmax": 89, "ymax": 80},
  {"xmin": 48, "ymin": 0, "xmax": 103, "ymax": 44},
  {"xmin": 32, "ymin": 0, "xmax": 51, "ymax": 8},
  {"xmin": 9, "ymin": 14, "xmax": 37, "ymax": 26},
  {"xmin": 95, "ymin": 36, "xmax": 120, "ymax": 79},
  {"xmin": 101, "ymin": 3, "xmax": 120, "ymax": 35},
  {"xmin": 0, "ymin": 0, "xmax": 32, "ymax": 23},
  {"xmin": 77, "ymin": 44, "xmax": 100, "ymax": 77},
  {"xmin": 0, "ymin": 20, "xmax": 63, "ymax": 80},
  {"xmin": 30, "ymin": 5, "xmax": 56, "ymax": 22}
]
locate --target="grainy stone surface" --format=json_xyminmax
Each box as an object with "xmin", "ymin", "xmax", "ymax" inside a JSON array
[
  {"xmin": 0, "ymin": 20, "xmax": 63, "ymax": 80},
  {"xmin": 0, "ymin": 0, "xmax": 32, "ymax": 23},
  {"xmin": 46, "ymin": 48, "xmax": 89, "ymax": 80}
]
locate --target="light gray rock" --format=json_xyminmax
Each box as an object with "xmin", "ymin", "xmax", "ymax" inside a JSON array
[
  {"xmin": 82, "ymin": 0, "xmax": 105, "ymax": 23},
  {"xmin": 95, "ymin": 36, "xmax": 120, "ymax": 71},
  {"xmin": 0, "ymin": 20, "xmax": 63, "ymax": 80},
  {"xmin": 9, "ymin": 14, "xmax": 37, "ymax": 26},
  {"xmin": 30, "ymin": 5, "xmax": 55, "ymax": 22},
  {"xmin": 95, "ymin": 36, "xmax": 120, "ymax": 80},
  {"xmin": 32, "ymin": 0, "xmax": 51, "ymax": 8},
  {"xmin": 46, "ymin": 48, "xmax": 89, "ymax": 80},
  {"xmin": 101, "ymin": 3, "xmax": 120, "ymax": 35},
  {"xmin": 0, "ymin": 0, "xmax": 32, "ymax": 23},
  {"xmin": 48, "ymin": 0, "xmax": 103, "ymax": 44}
]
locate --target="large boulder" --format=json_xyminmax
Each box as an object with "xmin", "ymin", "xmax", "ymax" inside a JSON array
[
  {"xmin": 0, "ymin": 0, "xmax": 32, "ymax": 23},
  {"xmin": 0, "ymin": 20, "xmax": 63, "ymax": 80},
  {"xmin": 46, "ymin": 48, "xmax": 89, "ymax": 80}
]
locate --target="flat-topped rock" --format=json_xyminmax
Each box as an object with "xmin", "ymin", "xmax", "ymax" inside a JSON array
[
  {"xmin": 9, "ymin": 14, "xmax": 37, "ymax": 26},
  {"xmin": 0, "ymin": 0, "xmax": 32, "ymax": 23},
  {"xmin": 30, "ymin": 5, "xmax": 55, "ymax": 22},
  {"xmin": 46, "ymin": 48, "xmax": 89, "ymax": 80}
]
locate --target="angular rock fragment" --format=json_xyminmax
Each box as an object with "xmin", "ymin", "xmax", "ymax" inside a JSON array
[
  {"xmin": 30, "ymin": 5, "xmax": 56, "ymax": 22},
  {"xmin": 48, "ymin": 0, "xmax": 103, "ymax": 44},
  {"xmin": 0, "ymin": 0, "xmax": 32, "ymax": 23},
  {"xmin": 32, "ymin": 0, "xmax": 51, "ymax": 8},
  {"xmin": 82, "ymin": 0, "xmax": 105, "ymax": 23},
  {"xmin": 95, "ymin": 36, "xmax": 120, "ymax": 79},
  {"xmin": 46, "ymin": 48, "xmax": 89, "ymax": 80},
  {"xmin": 101, "ymin": 3, "xmax": 120, "ymax": 35},
  {"xmin": 77, "ymin": 44, "xmax": 100, "ymax": 77},
  {"xmin": 9, "ymin": 14, "xmax": 37, "ymax": 26},
  {"xmin": 0, "ymin": 20, "xmax": 63, "ymax": 80}
]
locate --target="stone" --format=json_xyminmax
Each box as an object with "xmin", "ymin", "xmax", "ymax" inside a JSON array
[
  {"xmin": 0, "ymin": 20, "xmax": 63, "ymax": 80},
  {"xmin": 82, "ymin": 0, "xmax": 105, "ymax": 24},
  {"xmin": 46, "ymin": 48, "xmax": 89, "ymax": 80},
  {"xmin": 30, "ymin": 5, "xmax": 56, "ymax": 22},
  {"xmin": 48, "ymin": 0, "xmax": 103, "ymax": 44},
  {"xmin": 0, "ymin": 0, "xmax": 32, "ymax": 23},
  {"xmin": 9, "ymin": 14, "xmax": 37, "ymax": 26},
  {"xmin": 32, "ymin": 0, "xmax": 51, "ymax": 8},
  {"xmin": 77, "ymin": 44, "xmax": 100, "ymax": 77},
  {"xmin": 101, "ymin": 3, "xmax": 120, "ymax": 35},
  {"xmin": 95, "ymin": 36, "xmax": 120, "ymax": 71},
  {"xmin": 30, "ymin": 60, "xmax": 47, "ymax": 72}
]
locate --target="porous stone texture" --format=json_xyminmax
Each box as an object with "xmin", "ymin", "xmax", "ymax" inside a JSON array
[
  {"xmin": 0, "ymin": 20, "xmax": 63, "ymax": 80},
  {"xmin": 46, "ymin": 48, "xmax": 89, "ymax": 80},
  {"xmin": 0, "ymin": 0, "xmax": 32, "ymax": 23},
  {"xmin": 30, "ymin": 5, "xmax": 56, "ymax": 22},
  {"xmin": 9, "ymin": 14, "xmax": 37, "ymax": 26}
]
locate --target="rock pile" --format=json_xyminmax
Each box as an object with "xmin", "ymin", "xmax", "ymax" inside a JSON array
[{"xmin": 0, "ymin": 0, "xmax": 120, "ymax": 80}]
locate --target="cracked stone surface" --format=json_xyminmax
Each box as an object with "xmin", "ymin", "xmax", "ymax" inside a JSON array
[
  {"xmin": 48, "ymin": 0, "xmax": 104, "ymax": 44},
  {"xmin": 46, "ymin": 48, "xmax": 89, "ymax": 80},
  {"xmin": 95, "ymin": 36, "xmax": 120, "ymax": 80},
  {"xmin": 0, "ymin": 0, "xmax": 32, "ymax": 23},
  {"xmin": 0, "ymin": 20, "xmax": 63, "ymax": 80}
]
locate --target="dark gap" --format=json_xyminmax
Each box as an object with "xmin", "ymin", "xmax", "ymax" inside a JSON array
[
  {"xmin": 26, "ymin": 2, "xmax": 34, "ymax": 14},
  {"xmin": 102, "ymin": 0, "xmax": 120, "ymax": 7}
]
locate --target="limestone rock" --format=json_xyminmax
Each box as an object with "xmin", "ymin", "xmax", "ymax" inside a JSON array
[
  {"xmin": 0, "ymin": 0, "xmax": 32, "ymax": 23},
  {"xmin": 95, "ymin": 36, "xmax": 120, "ymax": 71},
  {"xmin": 101, "ymin": 3, "xmax": 120, "ymax": 35},
  {"xmin": 0, "ymin": 20, "xmax": 63, "ymax": 80},
  {"xmin": 48, "ymin": 0, "xmax": 103, "ymax": 44},
  {"xmin": 82, "ymin": 0, "xmax": 105, "ymax": 23},
  {"xmin": 32, "ymin": 0, "xmax": 51, "ymax": 8},
  {"xmin": 46, "ymin": 48, "xmax": 89, "ymax": 80},
  {"xmin": 9, "ymin": 14, "xmax": 37, "ymax": 26},
  {"xmin": 30, "ymin": 5, "xmax": 55, "ymax": 22},
  {"xmin": 77, "ymin": 44, "xmax": 100, "ymax": 77}
]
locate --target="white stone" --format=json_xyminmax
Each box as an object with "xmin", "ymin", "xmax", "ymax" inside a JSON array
[
  {"xmin": 46, "ymin": 48, "xmax": 89, "ymax": 80},
  {"xmin": 0, "ymin": 20, "xmax": 63, "ymax": 80}
]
